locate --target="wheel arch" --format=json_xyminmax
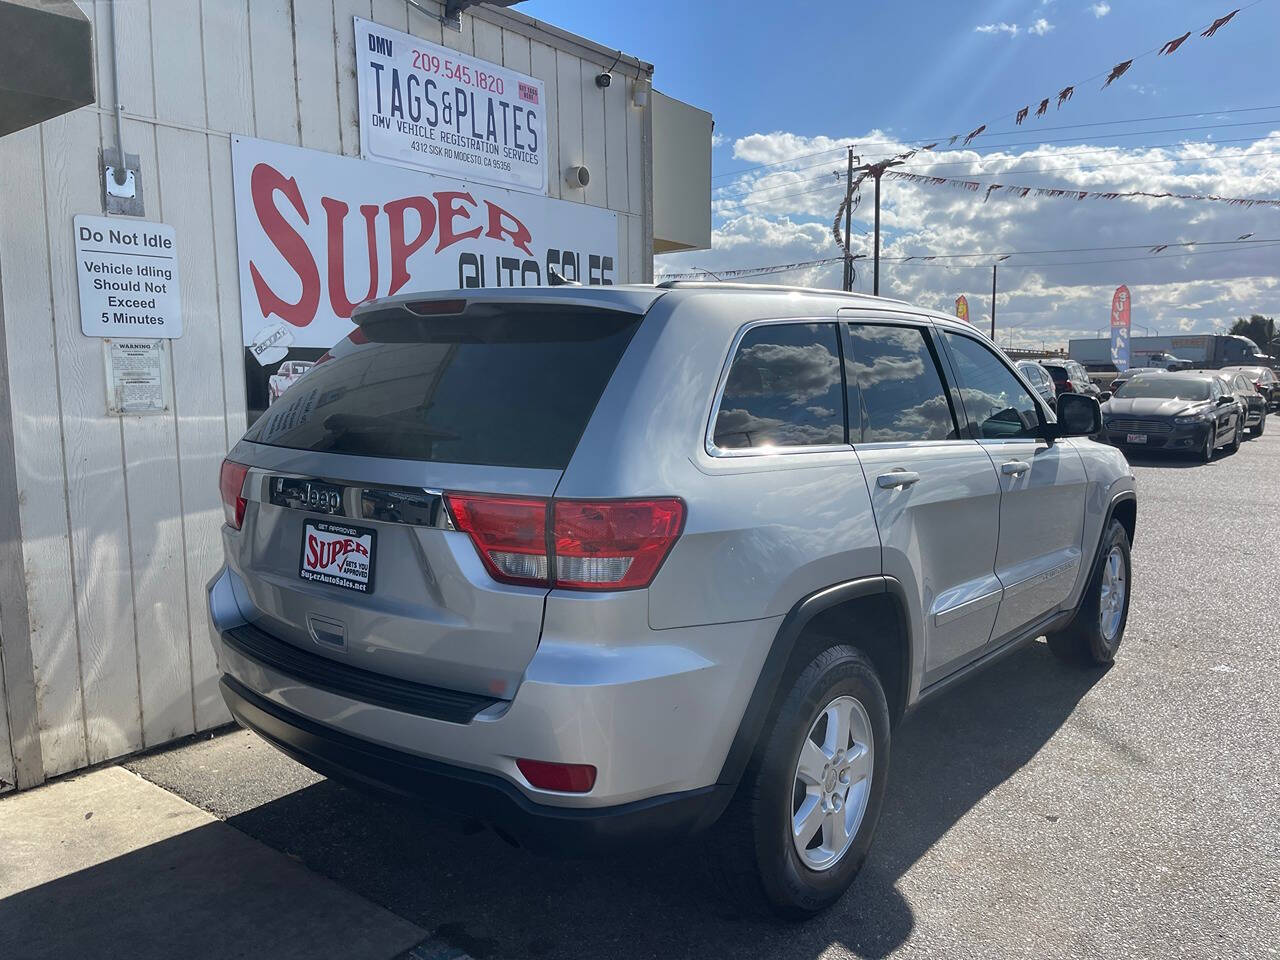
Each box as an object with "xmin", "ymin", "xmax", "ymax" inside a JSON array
[
  {"xmin": 716, "ymin": 576, "xmax": 912, "ymax": 788},
  {"xmin": 1110, "ymin": 492, "xmax": 1136, "ymax": 548}
]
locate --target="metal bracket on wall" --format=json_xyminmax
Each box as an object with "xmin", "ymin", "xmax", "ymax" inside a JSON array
[{"xmin": 101, "ymin": 147, "xmax": 144, "ymax": 216}]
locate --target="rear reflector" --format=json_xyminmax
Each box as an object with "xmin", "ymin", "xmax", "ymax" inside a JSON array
[
  {"xmin": 444, "ymin": 494, "xmax": 684, "ymax": 591},
  {"xmin": 219, "ymin": 459, "xmax": 250, "ymax": 530},
  {"xmin": 516, "ymin": 758, "xmax": 597, "ymax": 793}
]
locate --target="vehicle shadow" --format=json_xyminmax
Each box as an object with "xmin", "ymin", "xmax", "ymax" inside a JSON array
[{"xmin": 217, "ymin": 641, "xmax": 1106, "ymax": 960}]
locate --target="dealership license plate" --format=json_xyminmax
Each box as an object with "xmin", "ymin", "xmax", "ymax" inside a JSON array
[
  {"xmin": 299, "ymin": 520, "xmax": 376, "ymax": 593},
  {"xmin": 1126, "ymin": 433, "xmax": 1147, "ymax": 444}
]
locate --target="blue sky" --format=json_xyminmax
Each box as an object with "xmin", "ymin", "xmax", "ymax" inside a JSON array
[
  {"xmin": 524, "ymin": 0, "xmax": 1280, "ymax": 345},
  {"xmin": 528, "ymin": 0, "xmax": 1275, "ymax": 156}
]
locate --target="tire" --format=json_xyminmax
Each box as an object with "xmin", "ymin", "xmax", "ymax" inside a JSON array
[
  {"xmin": 1252, "ymin": 411, "xmax": 1265, "ymax": 437},
  {"xmin": 1227, "ymin": 416, "xmax": 1243, "ymax": 453},
  {"xmin": 1199, "ymin": 424, "xmax": 1215, "ymax": 463},
  {"xmin": 709, "ymin": 645, "xmax": 891, "ymax": 920},
  {"xmin": 1046, "ymin": 519, "xmax": 1131, "ymax": 666}
]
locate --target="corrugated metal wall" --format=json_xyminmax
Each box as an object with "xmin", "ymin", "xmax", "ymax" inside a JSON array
[{"xmin": 0, "ymin": 0, "xmax": 652, "ymax": 786}]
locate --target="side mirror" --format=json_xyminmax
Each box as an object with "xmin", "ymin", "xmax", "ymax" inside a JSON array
[
  {"xmin": 1216, "ymin": 395, "xmax": 1234, "ymax": 406},
  {"xmin": 1051, "ymin": 393, "xmax": 1102, "ymax": 439},
  {"xmin": 1098, "ymin": 391, "xmax": 1112, "ymax": 402}
]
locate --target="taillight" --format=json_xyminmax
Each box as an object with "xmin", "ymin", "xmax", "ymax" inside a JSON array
[
  {"xmin": 444, "ymin": 494, "xmax": 685, "ymax": 591},
  {"xmin": 446, "ymin": 494, "xmax": 549, "ymax": 586},
  {"xmin": 1061, "ymin": 381, "xmax": 1075, "ymax": 393},
  {"xmin": 552, "ymin": 499, "xmax": 684, "ymax": 590},
  {"xmin": 219, "ymin": 459, "xmax": 250, "ymax": 530}
]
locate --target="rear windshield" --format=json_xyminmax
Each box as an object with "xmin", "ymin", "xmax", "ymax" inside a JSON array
[
  {"xmin": 1113, "ymin": 377, "xmax": 1210, "ymax": 400},
  {"xmin": 244, "ymin": 307, "xmax": 641, "ymax": 470}
]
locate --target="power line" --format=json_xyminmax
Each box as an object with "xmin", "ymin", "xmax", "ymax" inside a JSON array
[
  {"xmin": 711, "ymin": 104, "xmax": 1280, "ymax": 183},
  {"xmin": 716, "ymin": 134, "xmax": 1280, "ymax": 202},
  {"xmin": 716, "ymin": 145, "xmax": 1280, "ymax": 209},
  {"xmin": 713, "ymin": 112, "xmax": 1280, "ymax": 189},
  {"xmin": 710, "ymin": 1, "xmax": 1272, "ymax": 185},
  {"xmin": 886, "ymin": 169, "xmax": 1280, "ymax": 209},
  {"xmin": 896, "ymin": 241, "xmax": 1280, "ymax": 270},
  {"xmin": 657, "ymin": 236, "xmax": 1280, "ymax": 281}
]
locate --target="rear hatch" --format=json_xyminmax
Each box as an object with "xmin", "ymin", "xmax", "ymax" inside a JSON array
[{"xmin": 225, "ymin": 299, "xmax": 644, "ymax": 701}]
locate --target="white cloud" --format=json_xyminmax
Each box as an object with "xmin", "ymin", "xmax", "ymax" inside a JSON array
[
  {"xmin": 711, "ymin": 132, "xmax": 726, "ymax": 148},
  {"xmin": 662, "ymin": 129, "xmax": 1280, "ymax": 347},
  {"xmin": 1028, "ymin": 17, "xmax": 1054, "ymax": 35},
  {"xmin": 975, "ymin": 21, "xmax": 1019, "ymax": 36},
  {"xmin": 1090, "ymin": 2, "xmax": 1111, "ymax": 17}
]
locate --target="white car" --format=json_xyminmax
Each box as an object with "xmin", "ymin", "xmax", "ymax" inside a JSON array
[{"xmin": 267, "ymin": 360, "xmax": 314, "ymax": 403}]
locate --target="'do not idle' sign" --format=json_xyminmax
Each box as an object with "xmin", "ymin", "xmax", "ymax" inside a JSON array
[{"xmin": 75, "ymin": 214, "xmax": 182, "ymax": 338}]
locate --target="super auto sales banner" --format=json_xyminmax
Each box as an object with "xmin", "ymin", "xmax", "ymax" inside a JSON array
[{"xmin": 231, "ymin": 136, "xmax": 618, "ymax": 423}]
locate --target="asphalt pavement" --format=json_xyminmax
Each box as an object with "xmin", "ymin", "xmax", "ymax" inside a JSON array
[{"xmin": 119, "ymin": 416, "xmax": 1280, "ymax": 959}]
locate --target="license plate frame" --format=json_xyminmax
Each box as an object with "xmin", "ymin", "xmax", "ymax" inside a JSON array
[
  {"xmin": 299, "ymin": 519, "xmax": 377, "ymax": 594},
  {"xmin": 1126, "ymin": 433, "xmax": 1147, "ymax": 444}
]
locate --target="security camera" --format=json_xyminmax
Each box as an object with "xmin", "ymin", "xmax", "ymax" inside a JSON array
[
  {"xmin": 565, "ymin": 165, "xmax": 591, "ymax": 188},
  {"xmin": 595, "ymin": 71, "xmax": 612, "ymax": 89}
]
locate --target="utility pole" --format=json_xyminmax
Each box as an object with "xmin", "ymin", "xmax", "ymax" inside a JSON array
[
  {"xmin": 850, "ymin": 158, "xmax": 904, "ymax": 296},
  {"xmin": 990, "ymin": 264, "xmax": 997, "ymax": 340},
  {"xmin": 842, "ymin": 148, "xmax": 855, "ymax": 292}
]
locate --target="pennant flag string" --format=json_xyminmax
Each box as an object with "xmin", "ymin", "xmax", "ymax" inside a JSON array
[
  {"xmin": 1159, "ymin": 31, "xmax": 1192, "ymax": 55},
  {"xmin": 881, "ymin": 5, "xmax": 1251, "ymax": 161},
  {"xmin": 884, "ymin": 169, "xmax": 1280, "ymax": 208},
  {"xmin": 1202, "ymin": 8, "xmax": 1240, "ymax": 37},
  {"xmin": 1102, "ymin": 59, "xmax": 1134, "ymax": 89}
]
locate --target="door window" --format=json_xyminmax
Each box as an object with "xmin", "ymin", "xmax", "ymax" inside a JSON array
[
  {"xmin": 941, "ymin": 332, "xmax": 1043, "ymax": 440},
  {"xmin": 711, "ymin": 323, "xmax": 846, "ymax": 451},
  {"xmin": 844, "ymin": 324, "xmax": 957, "ymax": 442}
]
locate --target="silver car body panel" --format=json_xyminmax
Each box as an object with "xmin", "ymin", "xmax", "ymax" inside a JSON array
[{"xmin": 212, "ymin": 284, "xmax": 1136, "ymax": 811}]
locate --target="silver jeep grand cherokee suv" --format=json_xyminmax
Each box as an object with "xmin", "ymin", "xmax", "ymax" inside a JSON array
[{"xmin": 209, "ymin": 283, "xmax": 1136, "ymax": 917}]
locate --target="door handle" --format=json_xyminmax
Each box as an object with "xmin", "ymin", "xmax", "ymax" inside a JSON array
[
  {"xmin": 877, "ymin": 470, "xmax": 920, "ymax": 489},
  {"xmin": 1001, "ymin": 460, "xmax": 1031, "ymax": 477}
]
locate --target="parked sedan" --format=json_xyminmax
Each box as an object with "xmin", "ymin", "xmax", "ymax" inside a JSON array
[
  {"xmin": 1220, "ymin": 365, "xmax": 1278, "ymax": 410},
  {"xmin": 1108, "ymin": 366, "xmax": 1163, "ymax": 395},
  {"xmin": 1015, "ymin": 360, "xmax": 1057, "ymax": 411},
  {"xmin": 1207, "ymin": 370, "xmax": 1266, "ymax": 437},
  {"xmin": 1103, "ymin": 372, "xmax": 1244, "ymax": 462}
]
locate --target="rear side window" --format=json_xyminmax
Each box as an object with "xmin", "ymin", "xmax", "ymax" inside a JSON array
[
  {"xmin": 712, "ymin": 323, "xmax": 845, "ymax": 450},
  {"xmin": 941, "ymin": 332, "xmax": 1041, "ymax": 440},
  {"xmin": 244, "ymin": 308, "xmax": 640, "ymax": 470},
  {"xmin": 844, "ymin": 324, "xmax": 957, "ymax": 442}
]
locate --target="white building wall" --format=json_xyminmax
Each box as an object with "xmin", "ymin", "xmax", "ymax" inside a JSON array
[{"xmin": 0, "ymin": 0, "xmax": 655, "ymax": 785}]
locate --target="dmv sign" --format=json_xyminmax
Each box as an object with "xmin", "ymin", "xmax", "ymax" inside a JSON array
[{"xmin": 355, "ymin": 17, "xmax": 548, "ymax": 195}]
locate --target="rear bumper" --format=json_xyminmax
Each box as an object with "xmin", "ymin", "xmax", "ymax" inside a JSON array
[
  {"xmin": 207, "ymin": 564, "xmax": 777, "ymax": 832},
  {"xmin": 220, "ymin": 675, "xmax": 732, "ymax": 854}
]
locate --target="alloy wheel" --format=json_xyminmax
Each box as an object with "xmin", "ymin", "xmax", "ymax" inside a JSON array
[
  {"xmin": 1098, "ymin": 545, "xmax": 1127, "ymax": 642},
  {"xmin": 791, "ymin": 695, "xmax": 873, "ymax": 871}
]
